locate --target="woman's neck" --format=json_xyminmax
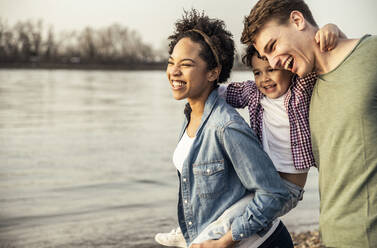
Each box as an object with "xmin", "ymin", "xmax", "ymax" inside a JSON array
[
  {"xmin": 187, "ymin": 85, "xmax": 215, "ymax": 118},
  {"xmin": 185, "ymin": 86, "xmax": 215, "ymax": 137},
  {"xmin": 188, "ymin": 99, "xmax": 205, "ymax": 117}
]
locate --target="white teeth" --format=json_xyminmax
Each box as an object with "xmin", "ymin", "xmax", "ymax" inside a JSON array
[
  {"xmin": 264, "ymin": 85, "xmax": 275, "ymax": 89},
  {"xmin": 284, "ymin": 56, "xmax": 293, "ymax": 70},
  {"xmin": 172, "ymin": 81, "xmax": 186, "ymax": 88}
]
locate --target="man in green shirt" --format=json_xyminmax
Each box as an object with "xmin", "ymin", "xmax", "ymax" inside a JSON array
[{"xmin": 240, "ymin": 0, "xmax": 377, "ymax": 247}]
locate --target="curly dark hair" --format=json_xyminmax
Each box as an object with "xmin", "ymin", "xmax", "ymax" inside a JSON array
[{"xmin": 168, "ymin": 9, "xmax": 235, "ymax": 84}]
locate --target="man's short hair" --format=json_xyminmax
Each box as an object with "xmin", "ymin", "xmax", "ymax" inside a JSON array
[{"xmin": 241, "ymin": 0, "xmax": 318, "ymax": 44}]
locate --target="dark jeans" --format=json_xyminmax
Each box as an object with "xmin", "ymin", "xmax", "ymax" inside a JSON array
[{"xmin": 259, "ymin": 221, "xmax": 293, "ymax": 248}]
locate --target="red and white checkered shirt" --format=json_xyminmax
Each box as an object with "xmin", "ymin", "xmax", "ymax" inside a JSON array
[{"xmin": 225, "ymin": 72, "xmax": 317, "ymax": 170}]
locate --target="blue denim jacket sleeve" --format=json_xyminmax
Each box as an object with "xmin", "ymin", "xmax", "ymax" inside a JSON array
[{"xmin": 220, "ymin": 118, "xmax": 290, "ymax": 241}]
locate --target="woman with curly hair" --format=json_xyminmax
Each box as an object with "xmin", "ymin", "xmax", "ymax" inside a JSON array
[{"xmin": 155, "ymin": 9, "xmax": 294, "ymax": 248}]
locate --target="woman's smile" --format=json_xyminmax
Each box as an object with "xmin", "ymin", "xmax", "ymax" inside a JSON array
[{"xmin": 171, "ymin": 80, "xmax": 187, "ymax": 90}]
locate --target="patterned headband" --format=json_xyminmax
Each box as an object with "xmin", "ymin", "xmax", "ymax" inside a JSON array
[{"xmin": 191, "ymin": 29, "xmax": 221, "ymax": 68}]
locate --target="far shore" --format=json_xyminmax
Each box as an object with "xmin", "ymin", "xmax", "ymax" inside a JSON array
[{"xmin": 0, "ymin": 63, "xmax": 249, "ymax": 71}]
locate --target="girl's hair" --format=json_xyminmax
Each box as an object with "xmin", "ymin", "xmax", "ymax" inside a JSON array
[
  {"xmin": 242, "ymin": 44, "xmax": 260, "ymax": 69},
  {"xmin": 168, "ymin": 9, "xmax": 235, "ymax": 84}
]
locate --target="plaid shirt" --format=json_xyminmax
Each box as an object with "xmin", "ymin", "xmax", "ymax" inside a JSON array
[{"xmin": 225, "ymin": 72, "xmax": 317, "ymax": 170}]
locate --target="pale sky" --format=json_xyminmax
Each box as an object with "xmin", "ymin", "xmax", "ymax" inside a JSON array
[{"xmin": 1, "ymin": 0, "xmax": 376, "ymax": 51}]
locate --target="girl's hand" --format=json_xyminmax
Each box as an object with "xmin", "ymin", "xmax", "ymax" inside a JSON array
[
  {"xmin": 190, "ymin": 231, "xmax": 238, "ymax": 248},
  {"xmin": 190, "ymin": 240, "xmax": 237, "ymax": 248},
  {"xmin": 315, "ymin": 24, "xmax": 346, "ymax": 52},
  {"xmin": 191, "ymin": 240, "xmax": 226, "ymax": 248}
]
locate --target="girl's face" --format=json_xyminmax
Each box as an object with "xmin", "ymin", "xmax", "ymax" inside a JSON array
[
  {"xmin": 167, "ymin": 37, "xmax": 215, "ymax": 101},
  {"xmin": 252, "ymin": 54, "xmax": 293, "ymax": 99}
]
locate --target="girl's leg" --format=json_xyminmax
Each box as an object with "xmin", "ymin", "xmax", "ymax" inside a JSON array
[
  {"xmin": 257, "ymin": 221, "xmax": 293, "ymax": 248},
  {"xmin": 190, "ymin": 194, "xmax": 254, "ymax": 245},
  {"xmin": 235, "ymin": 219, "xmax": 281, "ymax": 248}
]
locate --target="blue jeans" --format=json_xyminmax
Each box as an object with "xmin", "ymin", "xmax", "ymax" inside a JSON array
[{"xmin": 190, "ymin": 178, "xmax": 303, "ymax": 247}]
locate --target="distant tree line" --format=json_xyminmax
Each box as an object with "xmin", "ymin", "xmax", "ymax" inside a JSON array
[
  {"xmin": 0, "ymin": 19, "xmax": 246, "ymax": 70},
  {"xmin": 0, "ymin": 19, "xmax": 167, "ymax": 69}
]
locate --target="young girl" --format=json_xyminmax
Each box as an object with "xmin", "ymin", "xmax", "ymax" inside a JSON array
[{"xmin": 220, "ymin": 22, "xmax": 345, "ymax": 204}]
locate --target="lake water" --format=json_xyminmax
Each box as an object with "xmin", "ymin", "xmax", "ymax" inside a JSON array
[{"xmin": 0, "ymin": 69, "xmax": 320, "ymax": 248}]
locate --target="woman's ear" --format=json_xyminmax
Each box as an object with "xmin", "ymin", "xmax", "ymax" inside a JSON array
[{"xmin": 207, "ymin": 66, "xmax": 222, "ymax": 82}]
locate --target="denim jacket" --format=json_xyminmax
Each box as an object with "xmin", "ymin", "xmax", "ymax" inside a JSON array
[{"xmin": 177, "ymin": 90, "xmax": 290, "ymax": 244}]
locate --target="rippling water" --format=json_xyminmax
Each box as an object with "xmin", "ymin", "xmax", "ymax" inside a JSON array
[{"xmin": 0, "ymin": 69, "xmax": 319, "ymax": 248}]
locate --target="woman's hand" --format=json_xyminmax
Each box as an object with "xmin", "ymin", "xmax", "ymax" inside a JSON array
[
  {"xmin": 190, "ymin": 240, "xmax": 232, "ymax": 248},
  {"xmin": 315, "ymin": 23, "xmax": 347, "ymax": 52},
  {"xmin": 190, "ymin": 231, "xmax": 238, "ymax": 248}
]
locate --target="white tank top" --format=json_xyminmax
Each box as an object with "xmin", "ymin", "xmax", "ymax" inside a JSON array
[
  {"xmin": 260, "ymin": 93, "xmax": 308, "ymax": 174},
  {"xmin": 173, "ymin": 131, "xmax": 195, "ymax": 173}
]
